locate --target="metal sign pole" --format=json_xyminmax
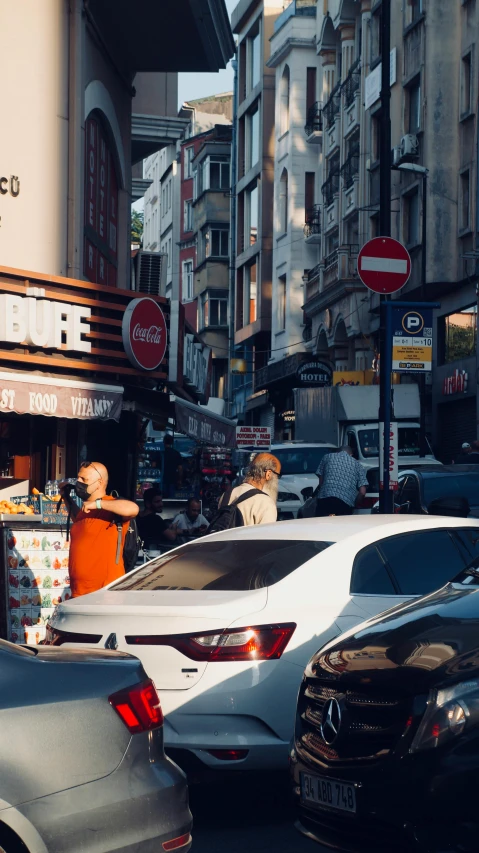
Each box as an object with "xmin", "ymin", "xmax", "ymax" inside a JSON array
[{"xmin": 380, "ymin": 302, "xmax": 394, "ymax": 512}]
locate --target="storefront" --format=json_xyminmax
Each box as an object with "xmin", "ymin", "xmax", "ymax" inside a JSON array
[
  {"xmin": 255, "ymin": 354, "xmax": 332, "ymax": 440},
  {"xmin": 0, "ymin": 265, "xmax": 170, "ymax": 496},
  {"xmin": 432, "ymin": 301, "xmax": 478, "ymax": 462}
]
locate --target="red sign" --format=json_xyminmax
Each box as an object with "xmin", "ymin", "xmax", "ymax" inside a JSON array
[
  {"xmin": 122, "ymin": 298, "xmax": 168, "ymax": 371},
  {"xmin": 358, "ymin": 237, "xmax": 411, "ymax": 294}
]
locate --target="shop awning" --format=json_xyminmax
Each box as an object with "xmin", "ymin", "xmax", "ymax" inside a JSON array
[
  {"xmin": 0, "ymin": 372, "xmax": 123, "ymax": 421},
  {"xmin": 174, "ymin": 397, "xmax": 237, "ymax": 447}
]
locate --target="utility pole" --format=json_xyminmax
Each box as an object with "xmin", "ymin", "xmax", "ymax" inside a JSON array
[
  {"xmin": 227, "ymin": 55, "xmax": 238, "ymax": 419},
  {"xmin": 378, "ymin": 0, "xmax": 394, "ymax": 512}
]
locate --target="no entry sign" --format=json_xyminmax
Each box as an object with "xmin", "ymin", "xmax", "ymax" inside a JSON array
[{"xmin": 358, "ymin": 237, "xmax": 411, "ymax": 294}]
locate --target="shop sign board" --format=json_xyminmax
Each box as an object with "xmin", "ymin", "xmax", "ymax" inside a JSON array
[
  {"xmin": 122, "ymin": 297, "xmax": 168, "ymax": 371},
  {"xmin": 379, "ymin": 421, "xmax": 399, "ymax": 491},
  {"xmin": 365, "ymin": 48, "xmax": 397, "ymax": 110},
  {"xmin": 0, "ymin": 373, "xmax": 123, "ymax": 421},
  {"xmin": 236, "ymin": 426, "xmax": 272, "ymax": 449},
  {"xmin": 392, "ymin": 307, "xmax": 433, "ymax": 372},
  {"xmin": 296, "ymin": 360, "xmax": 332, "ymax": 387},
  {"xmin": 183, "ymin": 334, "xmax": 212, "ymax": 404},
  {"xmin": 358, "ymin": 238, "xmax": 411, "ymax": 294},
  {"xmin": 443, "ymin": 369, "xmax": 468, "ymax": 395},
  {"xmin": 0, "ymin": 291, "xmax": 91, "ymax": 353},
  {"xmin": 175, "ymin": 399, "xmax": 236, "ymax": 447}
]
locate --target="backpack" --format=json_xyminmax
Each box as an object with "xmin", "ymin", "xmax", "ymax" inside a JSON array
[
  {"xmin": 114, "ymin": 516, "xmax": 142, "ymax": 573},
  {"xmin": 109, "ymin": 491, "xmax": 142, "ymax": 573},
  {"xmin": 208, "ymin": 488, "xmax": 266, "ymax": 534}
]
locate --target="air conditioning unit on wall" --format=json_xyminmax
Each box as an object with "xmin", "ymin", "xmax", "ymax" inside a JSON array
[
  {"xmin": 392, "ymin": 134, "xmax": 419, "ymax": 167},
  {"xmin": 134, "ymin": 250, "xmax": 167, "ymax": 296}
]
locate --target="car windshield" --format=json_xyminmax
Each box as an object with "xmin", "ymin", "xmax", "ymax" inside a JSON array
[
  {"xmin": 273, "ymin": 447, "xmax": 334, "ymax": 475},
  {"xmin": 112, "ymin": 539, "xmax": 333, "ymax": 591},
  {"xmin": 423, "ymin": 473, "xmax": 479, "ymax": 507},
  {"xmin": 359, "ymin": 427, "xmax": 431, "ymax": 459}
]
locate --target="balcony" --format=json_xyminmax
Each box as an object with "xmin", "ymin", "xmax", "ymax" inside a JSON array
[
  {"xmin": 273, "ymin": 0, "xmax": 317, "ymax": 33},
  {"xmin": 342, "ymin": 58, "xmax": 361, "ymax": 109},
  {"xmin": 325, "ymin": 119, "xmax": 340, "ymax": 156},
  {"xmin": 341, "ymin": 146, "xmax": 360, "ymax": 189},
  {"xmin": 323, "ymin": 249, "xmax": 339, "ymax": 289},
  {"xmin": 303, "ymin": 205, "xmax": 321, "ymax": 244},
  {"xmin": 323, "ymin": 80, "xmax": 342, "ymax": 130},
  {"xmin": 322, "ymin": 170, "xmax": 340, "ymax": 233},
  {"xmin": 321, "ymin": 171, "xmax": 340, "ymax": 207},
  {"xmin": 303, "ymin": 263, "xmax": 321, "ymax": 302},
  {"xmin": 305, "ymin": 101, "xmax": 323, "ymax": 144}
]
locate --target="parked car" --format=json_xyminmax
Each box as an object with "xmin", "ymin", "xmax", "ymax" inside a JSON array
[
  {"xmin": 291, "ymin": 526, "xmax": 479, "ymax": 852},
  {"xmin": 372, "ymin": 464, "xmax": 479, "ymax": 517},
  {"xmin": 0, "ymin": 640, "xmax": 192, "ymax": 853},
  {"xmin": 271, "ymin": 442, "xmax": 337, "ymax": 502},
  {"xmin": 45, "ymin": 516, "xmax": 479, "ymax": 773}
]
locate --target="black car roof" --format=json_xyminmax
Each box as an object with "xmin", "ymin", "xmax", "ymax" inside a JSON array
[{"xmin": 400, "ymin": 465, "xmax": 479, "ymax": 476}]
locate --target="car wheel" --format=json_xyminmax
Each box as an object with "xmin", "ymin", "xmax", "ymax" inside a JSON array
[{"xmin": 0, "ymin": 827, "xmax": 29, "ymax": 853}]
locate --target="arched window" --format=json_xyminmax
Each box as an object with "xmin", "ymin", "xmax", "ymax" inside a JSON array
[
  {"xmin": 84, "ymin": 112, "xmax": 120, "ymax": 286},
  {"xmin": 280, "ymin": 65, "xmax": 290, "ymax": 135},
  {"xmin": 279, "ymin": 168, "xmax": 288, "ymax": 234}
]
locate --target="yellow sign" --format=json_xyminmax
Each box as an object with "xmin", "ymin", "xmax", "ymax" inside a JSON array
[
  {"xmin": 230, "ymin": 358, "xmax": 248, "ymax": 375},
  {"xmin": 333, "ymin": 370, "xmax": 377, "ymax": 386},
  {"xmin": 392, "ymin": 344, "xmax": 432, "ymax": 371}
]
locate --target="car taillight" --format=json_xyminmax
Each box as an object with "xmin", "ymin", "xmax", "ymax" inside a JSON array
[
  {"xmin": 109, "ymin": 679, "xmax": 164, "ymax": 733},
  {"xmin": 163, "ymin": 834, "xmax": 191, "ymax": 851},
  {"xmin": 44, "ymin": 626, "xmax": 102, "ymax": 645},
  {"xmin": 125, "ymin": 623, "xmax": 296, "ymax": 662}
]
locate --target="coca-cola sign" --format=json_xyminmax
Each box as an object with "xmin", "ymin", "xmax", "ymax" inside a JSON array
[{"xmin": 122, "ymin": 297, "xmax": 168, "ymax": 371}]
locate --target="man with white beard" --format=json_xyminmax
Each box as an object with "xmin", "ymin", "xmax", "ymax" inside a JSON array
[{"xmin": 218, "ymin": 452, "xmax": 281, "ymax": 525}]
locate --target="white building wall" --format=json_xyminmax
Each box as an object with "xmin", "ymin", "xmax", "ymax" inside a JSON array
[
  {"xmin": 0, "ymin": 0, "xmax": 69, "ymax": 275},
  {"xmin": 269, "ymin": 18, "xmax": 319, "ymax": 362}
]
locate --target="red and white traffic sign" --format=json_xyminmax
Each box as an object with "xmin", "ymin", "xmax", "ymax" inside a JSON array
[{"xmin": 357, "ymin": 237, "xmax": 411, "ymax": 294}]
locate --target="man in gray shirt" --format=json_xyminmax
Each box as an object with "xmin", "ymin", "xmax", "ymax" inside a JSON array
[{"xmin": 315, "ymin": 447, "xmax": 368, "ymax": 516}]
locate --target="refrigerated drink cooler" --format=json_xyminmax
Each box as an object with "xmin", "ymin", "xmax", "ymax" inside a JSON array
[{"xmin": 0, "ymin": 505, "xmax": 73, "ymax": 645}]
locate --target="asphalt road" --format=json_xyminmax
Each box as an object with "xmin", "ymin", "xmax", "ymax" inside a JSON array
[{"xmin": 189, "ymin": 771, "xmax": 326, "ymax": 853}]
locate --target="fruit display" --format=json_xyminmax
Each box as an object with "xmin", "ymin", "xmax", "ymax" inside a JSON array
[
  {"xmin": 6, "ymin": 528, "xmax": 71, "ymax": 645},
  {"xmin": 0, "ymin": 499, "xmax": 35, "ymax": 516}
]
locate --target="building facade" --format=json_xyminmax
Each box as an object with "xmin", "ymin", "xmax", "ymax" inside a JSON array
[
  {"xmin": 231, "ymin": 0, "xmax": 284, "ymax": 426},
  {"xmin": 246, "ymin": 0, "xmax": 479, "ymax": 455},
  {"xmin": 0, "ymin": 0, "xmax": 234, "ymax": 497}
]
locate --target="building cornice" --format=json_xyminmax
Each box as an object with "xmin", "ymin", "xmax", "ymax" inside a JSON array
[{"xmin": 267, "ymin": 36, "xmax": 316, "ymax": 68}]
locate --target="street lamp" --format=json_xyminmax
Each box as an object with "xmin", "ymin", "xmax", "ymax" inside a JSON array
[{"xmin": 397, "ymin": 162, "xmax": 429, "ymax": 457}]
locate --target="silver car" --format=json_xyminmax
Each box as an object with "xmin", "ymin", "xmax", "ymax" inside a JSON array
[{"xmin": 0, "ymin": 639, "xmax": 192, "ymax": 853}]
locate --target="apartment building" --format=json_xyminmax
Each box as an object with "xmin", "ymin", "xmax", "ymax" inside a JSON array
[
  {"xmin": 230, "ymin": 0, "xmax": 283, "ymax": 426},
  {"xmin": 255, "ymin": 0, "xmax": 478, "ymax": 454},
  {"xmin": 143, "ymin": 146, "xmax": 179, "ymax": 299}
]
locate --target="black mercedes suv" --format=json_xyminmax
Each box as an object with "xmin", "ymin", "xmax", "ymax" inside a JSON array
[{"xmin": 291, "ymin": 551, "xmax": 479, "ymax": 852}]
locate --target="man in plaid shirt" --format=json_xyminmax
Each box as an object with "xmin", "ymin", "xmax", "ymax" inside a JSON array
[{"xmin": 315, "ymin": 447, "xmax": 368, "ymax": 516}]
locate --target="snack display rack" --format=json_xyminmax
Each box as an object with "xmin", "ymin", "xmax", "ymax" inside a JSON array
[{"xmin": 0, "ymin": 495, "xmax": 77, "ymax": 645}]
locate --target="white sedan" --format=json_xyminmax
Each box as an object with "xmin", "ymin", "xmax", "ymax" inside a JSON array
[{"xmin": 45, "ymin": 516, "xmax": 479, "ymax": 771}]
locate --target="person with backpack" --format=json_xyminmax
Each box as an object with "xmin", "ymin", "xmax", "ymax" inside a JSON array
[
  {"xmin": 59, "ymin": 461, "xmax": 139, "ymax": 597},
  {"xmin": 208, "ymin": 452, "xmax": 281, "ymax": 532}
]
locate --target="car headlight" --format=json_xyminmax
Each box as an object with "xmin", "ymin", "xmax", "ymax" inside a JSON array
[{"xmin": 410, "ymin": 680, "xmax": 479, "ymax": 752}]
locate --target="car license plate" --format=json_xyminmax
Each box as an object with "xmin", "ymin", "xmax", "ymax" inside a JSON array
[{"xmin": 301, "ymin": 772, "xmax": 356, "ymax": 814}]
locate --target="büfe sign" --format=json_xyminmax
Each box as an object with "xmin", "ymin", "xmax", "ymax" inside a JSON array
[{"xmin": 236, "ymin": 426, "xmax": 272, "ymax": 449}]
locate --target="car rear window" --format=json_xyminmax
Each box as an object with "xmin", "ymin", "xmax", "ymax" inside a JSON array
[
  {"xmin": 378, "ymin": 529, "xmax": 466, "ymax": 595},
  {"xmin": 112, "ymin": 540, "xmax": 333, "ymax": 591},
  {"xmin": 273, "ymin": 448, "xmax": 334, "ymax": 475}
]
